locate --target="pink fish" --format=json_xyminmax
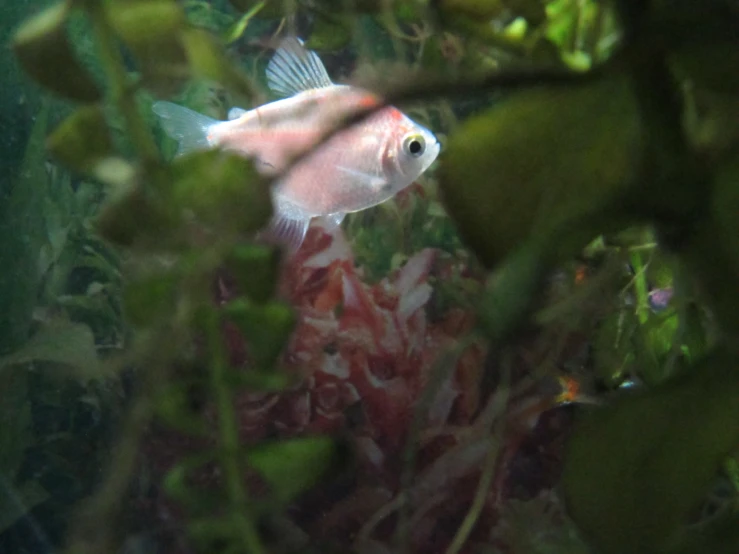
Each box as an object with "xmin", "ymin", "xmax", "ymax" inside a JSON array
[{"xmin": 153, "ymin": 38, "xmax": 440, "ymax": 249}]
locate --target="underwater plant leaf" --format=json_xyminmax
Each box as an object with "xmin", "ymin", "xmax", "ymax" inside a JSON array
[
  {"xmin": 12, "ymin": 2, "xmax": 101, "ymax": 102},
  {"xmin": 680, "ymin": 159, "xmax": 739, "ymax": 337},
  {"xmin": 245, "ymin": 437, "xmax": 348, "ymax": 505},
  {"xmin": 46, "ymin": 106, "xmax": 113, "ymax": 175},
  {"xmin": 106, "ymin": 0, "xmax": 190, "ymax": 95},
  {"xmin": 592, "ymin": 310, "xmax": 638, "ymax": 387},
  {"xmin": 124, "ymin": 271, "xmax": 179, "ymax": 327},
  {"xmin": 306, "ymin": 16, "xmax": 352, "ymax": 52},
  {"xmin": 670, "ymin": 42, "xmax": 739, "ymax": 95},
  {"xmin": 0, "ymin": 319, "xmax": 103, "ymax": 381},
  {"xmin": 224, "ymin": 245, "xmax": 281, "ymax": 304},
  {"xmin": 223, "ymin": 0, "xmax": 265, "ymax": 44},
  {"xmin": 0, "ymin": 367, "xmax": 31, "ymax": 478},
  {"xmin": 439, "ymin": 0, "xmax": 506, "ymax": 20},
  {"xmin": 181, "ymin": 27, "xmax": 258, "ymax": 101},
  {"xmin": 0, "ymin": 479, "xmax": 49, "ymax": 535},
  {"xmin": 107, "ymin": 0, "xmax": 186, "ymax": 47},
  {"xmin": 155, "ymin": 383, "xmax": 208, "ymax": 436},
  {"xmin": 438, "ymin": 72, "xmax": 643, "ymax": 269},
  {"xmin": 0, "ymin": 102, "xmax": 48, "ymax": 352},
  {"xmin": 223, "ymin": 299, "xmax": 295, "ymax": 367},
  {"xmin": 170, "ymin": 150, "xmax": 272, "ymax": 235},
  {"xmin": 563, "ymin": 350, "xmax": 739, "ymax": 554}
]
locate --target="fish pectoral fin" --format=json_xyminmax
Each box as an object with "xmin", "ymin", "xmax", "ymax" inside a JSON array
[
  {"xmin": 228, "ymin": 107, "xmax": 248, "ymax": 120},
  {"xmin": 323, "ymin": 211, "xmax": 346, "ymax": 231},
  {"xmin": 335, "ymin": 165, "xmax": 389, "ymax": 190},
  {"xmin": 266, "ymin": 37, "xmax": 334, "ymax": 98}
]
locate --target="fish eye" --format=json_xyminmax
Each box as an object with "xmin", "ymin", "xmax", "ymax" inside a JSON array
[{"xmin": 403, "ymin": 134, "xmax": 425, "ymax": 158}]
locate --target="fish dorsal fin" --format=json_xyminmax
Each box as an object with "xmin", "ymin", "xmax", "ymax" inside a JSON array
[
  {"xmin": 266, "ymin": 37, "xmax": 333, "ymax": 98},
  {"xmin": 228, "ymin": 107, "xmax": 247, "ymax": 120}
]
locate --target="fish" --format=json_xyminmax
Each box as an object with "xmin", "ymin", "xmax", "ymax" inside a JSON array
[{"xmin": 152, "ymin": 37, "xmax": 441, "ymax": 250}]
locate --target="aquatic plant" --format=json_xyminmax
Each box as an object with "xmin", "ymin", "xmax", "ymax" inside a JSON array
[{"xmin": 5, "ymin": 0, "xmax": 739, "ymax": 553}]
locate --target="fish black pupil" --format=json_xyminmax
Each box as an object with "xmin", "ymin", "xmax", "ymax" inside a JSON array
[{"xmin": 409, "ymin": 140, "xmax": 422, "ymax": 155}]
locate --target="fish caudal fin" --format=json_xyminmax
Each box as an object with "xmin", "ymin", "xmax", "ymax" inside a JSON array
[
  {"xmin": 266, "ymin": 37, "xmax": 333, "ymax": 98},
  {"xmin": 152, "ymin": 101, "xmax": 218, "ymax": 156}
]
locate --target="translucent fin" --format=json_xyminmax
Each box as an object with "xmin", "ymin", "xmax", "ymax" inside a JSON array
[
  {"xmin": 264, "ymin": 213, "xmax": 310, "ymax": 251},
  {"xmin": 323, "ymin": 211, "xmax": 346, "ymax": 231},
  {"xmin": 266, "ymin": 37, "xmax": 333, "ymax": 98},
  {"xmin": 152, "ymin": 101, "xmax": 218, "ymax": 156},
  {"xmin": 336, "ymin": 165, "xmax": 388, "ymax": 189},
  {"xmin": 228, "ymin": 107, "xmax": 247, "ymax": 120}
]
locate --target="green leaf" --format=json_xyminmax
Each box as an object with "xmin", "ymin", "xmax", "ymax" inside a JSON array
[
  {"xmin": 0, "ymin": 319, "xmax": 103, "ymax": 381},
  {"xmin": 155, "ymin": 383, "xmax": 208, "ymax": 435},
  {"xmin": 563, "ymin": 350, "xmax": 739, "ymax": 554},
  {"xmin": 107, "ymin": 0, "xmax": 186, "ymax": 46},
  {"xmin": 46, "ymin": 106, "xmax": 114, "ymax": 174},
  {"xmin": 224, "ymin": 245, "xmax": 281, "ymax": 304},
  {"xmin": 681, "ymin": 159, "xmax": 739, "ymax": 337},
  {"xmin": 181, "ymin": 27, "xmax": 258, "ymax": 102},
  {"xmin": 438, "ymin": 72, "xmax": 643, "ymax": 268},
  {"xmin": 0, "ymin": 480, "xmax": 49, "ymax": 535},
  {"xmin": 306, "ymin": 16, "xmax": 352, "ymax": 52},
  {"xmin": 124, "ymin": 271, "xmax": 180, "ymax": 326},
  {"xmin": 223, "ymin": 299, "xmax": 295, "ymax": 367},
  {"xmin": 0, "ymin": 368, "xmax": 31, "ymax": 478},
  {"xmin": 0, "ymin": 102, "xmax": 49, "ymax": 352},
  {"xmin": 246, "ymin": 437, "xmax": 348, "ymax": 505},
  {"xmin": 170, "ymin": 150, "xmax": 273, "ymax": 235},
  {"xmin": 223, "ymin": 1, "xmax": 265, "ymax": 44},
  {"xmin": 12, "ymin": 2, "xmax": 101, "ymax": 102},
  {"xmin": 593, "ymin": 310, "xmax": 638, "ymax": 387}
]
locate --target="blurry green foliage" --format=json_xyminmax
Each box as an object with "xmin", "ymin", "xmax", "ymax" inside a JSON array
[{"xmin": 7, "ymin": 0, "xmax": 739, "ymax": 553}]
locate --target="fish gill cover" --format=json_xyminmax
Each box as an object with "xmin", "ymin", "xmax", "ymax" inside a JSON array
[{"xmin": 2, "ymin": 1, "xmax": 739, "ymax": 554}]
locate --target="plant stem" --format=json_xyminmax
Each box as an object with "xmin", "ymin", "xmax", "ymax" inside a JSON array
[
  {"xmin": 206, "ymin": 307, "xmax": 265, "ymax": 554},
  {"xmin": 630, "ymin": 251, "xmax": 649, "ymax": 324},
  {"xmin": 88, "ymin": 1, "xmax": 159, "ymax": 164}
]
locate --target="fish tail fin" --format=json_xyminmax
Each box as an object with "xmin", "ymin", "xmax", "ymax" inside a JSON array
[{"xmin": 152, "ymin": 101, "xmax": 219, "ymax": 155}]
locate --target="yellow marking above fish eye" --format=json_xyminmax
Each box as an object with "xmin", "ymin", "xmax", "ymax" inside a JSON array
[{"xmin": 402, "ymin": 134, "xmax": 426, "ymax": 158}]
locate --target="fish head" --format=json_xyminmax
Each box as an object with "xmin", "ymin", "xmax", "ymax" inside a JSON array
[{"xmin": 383, "ymin": 113, "xmax": 441, "ymax": 192}]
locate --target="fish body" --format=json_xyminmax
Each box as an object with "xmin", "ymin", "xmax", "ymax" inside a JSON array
[{"xmin": 153, "ymin": 38, "xmax": 440, "ymax": 249}]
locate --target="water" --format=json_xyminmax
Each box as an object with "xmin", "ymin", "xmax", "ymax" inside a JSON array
[{"xmin": 3, "ymin": 1, "xmax": 733, "ymax": 554}]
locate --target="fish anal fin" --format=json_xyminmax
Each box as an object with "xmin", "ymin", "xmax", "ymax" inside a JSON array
[
  {"xmin": 266, "ymin": 37, "xmax": 334, "ymax": 98},
  {"xmin": 260, "ymin": 213, "xmax": 310, "ymax": 251}
]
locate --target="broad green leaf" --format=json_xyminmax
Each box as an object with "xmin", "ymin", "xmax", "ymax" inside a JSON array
[
  {"xmin": 0, "ymin": 102, "xmax": 48, "ymax": 352},
  {"xmin": 223, "ymin": 299, "xmax": 294, "ymax": 367},
  {"xmin": 439, "ymin": 72, "xmax": 643, "ymax": 268},
  {"xmin": 107, "ymin": 0, "xmax": 185, "ymax": 46},
  {"xmin": 155, "ymin": 383, "xmax": 208, "ymax": 435},
  {"xmin": 438, "ymin": 0, "xmax": 505, "ymax": 19},
  {"xmin": 246, "ymin": 437, "xmax": 348, "ymax": 505},
  {"xmin": 224, "ymin": 245, "xmax": 281, "ymax": 304},
  {"xmin": 563, "ymin": 350, "xmax": 739, "ymax": 554},
  {"xmin": 170, "ymin": 150, "xmax": 272, "ymax": 235},
  {"xmin": 12, "ymin": 2, "xmax": 101, "ymax": 102},
  {"xmin": 46, "ymin": 106, "xmax": 113, "ymax": 174},
  {"xmin": 107, "ymin": 0, "xmax": 189, "ymax": 95},
  {"xmin": 0, "ymin": 319, "xmax": 103, "ymax": 381},
  {"xmin": 124, "ymin": 271, "xmax": 180, "ymax": 326},
  {"xmin": 181, "ymin": 27, "xmax": 258, "ymax": 102},
  {"xmin": 0, "ymin": 480, "xmax": 49, "ymax": 535},
  {"xmin": 681, "ymin": 159, "xmax": 739, "ymax": 337},
  {"xmin": 306, "ymin": 16, "xmax": 352, "ymax": 52}
]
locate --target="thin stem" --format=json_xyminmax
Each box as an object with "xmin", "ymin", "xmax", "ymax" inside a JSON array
[
  {"xmin": 88, "ymin": 1, "xmax": 159, "ymax": 164},
  {"xmin": 630, "ymin": 250, "xmax": 650, "ymax": 325},
  {"xmin": 206, "ymin": 307, "xmax": 265, "ymax": 554}
]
